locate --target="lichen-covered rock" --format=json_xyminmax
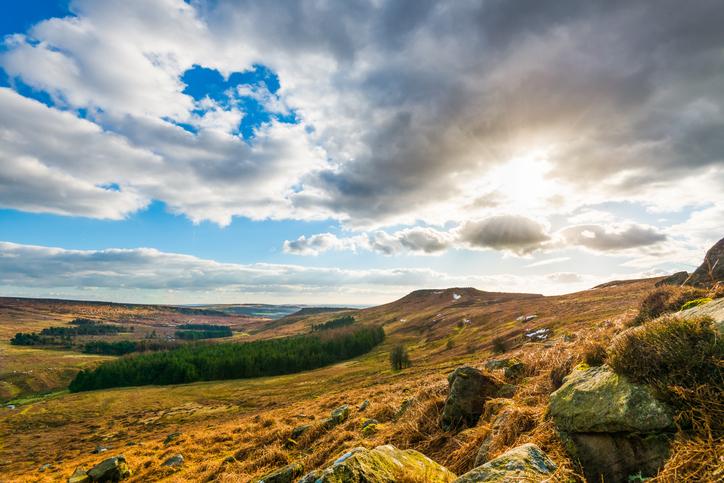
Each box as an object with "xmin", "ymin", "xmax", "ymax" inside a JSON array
[
  {"xmin": 327, "ymin": 405, "xmax": 349, "ymax": 426},
  {"xmin": 309, "ymin": 444, "xmax": 456, "ymax": 482},
  {"xmin": 442, "ymin": 366, "xmax": 500, "ymax": 430},
  {"xmin": 87, "ymin": 455, "xmax": 131, "ymax": 482},
  {"xmin": 680, "ymin": 296, "xmax": 724, "ymax": 333},
  {"xmin": 256, "ymin": 462, "xmax": 304, "ymax": 483},
  {"xmin": 565, "ymin": 432, "xmax": 672, "ymax": 483},
  {"xmin": 394, "ymin": 398, "xmax": 414, "ymax": 419},
  {"xmin": 68, "ymin": 467, "xmax": 90, "ymax": 483},
  {"xmin": 455, "ymin": 443, "xmax": 556, "ymax": 482},
  {"xmin": 161, "ymin": 454, "xmax": 184, "ymax": 467},
  {"xmin": 549, "ymin": 365, "xmax": 673, "ymax": 433}
]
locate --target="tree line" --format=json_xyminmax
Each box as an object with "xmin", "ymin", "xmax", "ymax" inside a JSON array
[
  {"xmin": 69, "ymin": 325, "xmax": 385, "ymax": 392},
  {"xmin": 82, "ymin": 339, "xmax": 181, "ymax": 356},
  {"xmin": 312, "ymin": 315, "xmax": 355, "ymax": 331}
]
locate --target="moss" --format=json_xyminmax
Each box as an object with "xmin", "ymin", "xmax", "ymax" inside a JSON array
[{"xmin": 680, "ymin": 297, "xmax": 712, "ymax": 311}]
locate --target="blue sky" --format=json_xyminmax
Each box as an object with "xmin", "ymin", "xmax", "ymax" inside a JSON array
[{"xmin": 0, "ymin": 1, "xmax": 722, "ymax": 304}]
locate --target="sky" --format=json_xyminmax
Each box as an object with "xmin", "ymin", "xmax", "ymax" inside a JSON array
[{"xmin": 0, "ymin": 0, "xmax": 722, "ymax": 305}]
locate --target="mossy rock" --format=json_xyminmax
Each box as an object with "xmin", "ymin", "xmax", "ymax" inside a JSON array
[
  {"xmin": 680, "ymin": 297, "xmax": 712, "ymax": 311},
  {"xmin": 455, "ymin": 443, "xmax": 556, "ymax": 482},
  {"xmin": 307, "ymin": 445, "xmax": 456, "ymax": 482},
  {"xmin": 86, "ymin": 455, "xmax": 131, "ymax": 481},
  {"xmin": 442, "ymin": 366, "xmax": 500, "ymax": 431},
  {"xmin": 549, "ymin": 365, "xmax": 673, "ymax": 433},
  {"xmin": 256, "ymin": 462, "xmax": 304, "ymax": 483}
]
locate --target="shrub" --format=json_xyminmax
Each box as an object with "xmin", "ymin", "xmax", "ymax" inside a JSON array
[
  {"xmin": 390, "ymin": 344, "xmax": 411, "ymax": 371},
  {"xmin": 632, "ymin": 286, "xmax": 707, "ymax": 325},
  {"xmin": 491, "ymin": 336, "xmax": 507, "ymax": 354},
  {"xmin": 581, "ymin": 341, "xmax": 607, "ymax": 366},
  {"xmin": 608, "ymin": 315, "xmax": 723, "ymax": 394},
  {"xmin": 680, "ymin": 297, "xmax": 712, "ymax": 311}
]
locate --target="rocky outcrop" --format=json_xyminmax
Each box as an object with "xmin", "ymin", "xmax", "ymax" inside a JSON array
[
  {"xmin": 442, "ymin": 366, "xmax": 500, "ymax": 430},
  {"xmin": 655, "ymin": 271, "xmax": 689, "ymax": 287},
  {"xmin": 686, "ymin": 237, "xmax": 724, "ymax": 287},
  {"xmin": 85, "ymin": 455, "xmax": 131, "ymax": 482},
  {"xmin": 455, "ymin": 443, "xmax": 556, "ymax": 482},
  {"xmin": 257, "ymin": 462, "xmax": 304, "ymax": 483},
  {"xmin": 549, "ymin": 365, "xmax": 674, "ymax": 482},
  {"xmin": 300, "ymin": 445, "xmax": 456, "ymax": 482},
  {"xmin": 680, "ymin": 296, "xmax": 724, "ymax": 333}
]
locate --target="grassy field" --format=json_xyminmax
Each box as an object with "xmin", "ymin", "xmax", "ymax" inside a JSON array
[{"xmin": 0, "ymin": 280, "xmax": 658, "ymax": 481}]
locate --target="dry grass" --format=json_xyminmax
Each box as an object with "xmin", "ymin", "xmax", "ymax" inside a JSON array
[{"xmin": 631, "ymin": 286, "xmax": 708, "ymax": 325}]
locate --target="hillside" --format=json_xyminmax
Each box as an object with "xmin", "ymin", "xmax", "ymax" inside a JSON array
[{"xmin": 0, "ymin": 277, "xmax": 687, "ymax": 481}]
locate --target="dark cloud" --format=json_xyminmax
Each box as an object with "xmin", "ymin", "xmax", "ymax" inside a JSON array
[
  {"xmin": 458, "ymin": 215, "xmax": 550, "ymax": 254},
  {"xmin": 560, "ymin": 224, "xmax": 667, "ymax": 251}
]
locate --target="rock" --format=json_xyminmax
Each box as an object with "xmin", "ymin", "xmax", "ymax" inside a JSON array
[
  {"xmin": 566, "ymin": 432, "xmax": 672, "ymax": 483},
  {"xmin": 455, "ymin": 443, "xmax": 556, "ymax": 482},
  {"xmin": 257, "ymin": 462, "xmax": 304, "ymax": 483},
  {"xmin": 524, "ymin": 328, "xmax": 551, "ymax": 341},
  {"xmin": 474, "ymin": 406, "xmax": 531, "ymax": 467},
  {"xmin": 549, "ymin": 365, "xmax": 675, "ymax": 482},
  {"xmin": 360, "ymin": 418, "xmax": 380, "ymax": 436},
  {"xmin": 360, "ymin": 418, "xmax": 379, "ymax": 430},
  {"xmin": 394, "ymin": 398, "xmax": 414, "ymax": 420},
  {"xmin": 6, "ymin": 404, "xmax": 15, "ymax": 410},
  {"xmin": 549, "ymin": 365, "xmax": 673, "ymax": 433},
  {"xmin": 68, "ymin": 466, "xmax": 90, "ymax": 483},
  {"xmin": 161, "ymin": 454, "xmax": 184, "ymax": 467},
  {"xmin": 687, "ymin": 237, "xmax": 724, "ymax": 287},
  {"xmin": 91, "ymin": 445, "xmax": 108, "ymax": 454},
  {"xmin": 496, "ymin": 384, "xmax": 516, "ymax": 398},
  {"xmin": 655, "ymin": 270, "xmax": 689, "ymax": 287},
  {"xmin": 680, "ymin": 296, "xmax": 724, "ymax": 333},
  {"xmin": 442, "ymin": 366, "xmax": 500, "ymax": 431},
  {"xmin": 87, "ymin": 455, "xmax": 131, "ymax": 482},
  {"xmin": 290, "ymin": 423, "xmax": 311, "ymax": 441},
  {"xmin": 358, "ymin": 399, "xmax": 370, "ymax": 412},
  {"xmin": 503, "ymin": 360, "xmax": 525, "ymax": 380},
  {"xmin": 163, "ymin": 432, "xmax": 181, "ymax": 445},
  {"xmin": 306, "ymin": 444, "xmax": 457, "ymax": 482},
  {"xmin": 39, "ymin": 463, "xmax": 52, "ymax": 472},
  {"xmin": 330, "ymin": 404, "xmax": 349, "ymax": 426}
]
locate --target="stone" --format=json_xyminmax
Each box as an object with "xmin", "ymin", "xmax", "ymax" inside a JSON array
[
  {"xmin": 87, "ymin": 455, "xmax": 131, "ymax": 481},
  {"xmin": 163, "ymin": 432, "xmax": 181, "ymax": 445},
  {"xmin": 68, "ymin": 466, "xmax": 91, "ymax": 483},
  {"xmin": 360, "ymin": 418, "xmax": 380, "ymax": 436},
  {"xmin": 91, "ymin": 445, "xmax": 108, "ymax": 454},
  {"xmin": 161, "ymin": 454, "xmax": 184, "ymax": 467},
  {"xmin": 291, "ymin": 424, "xmax": 311, "ymax": 440},
  {"xmin": 328, "ymin": 405, "xmax": 349, "ymax": 425},
  {"xmin": 455, "ymin": 443, "xmax": 556, "ymax": 482},
  {"xmin": 394, "ymin": 398, "xmax": 414, "ymax": 420},
  {"xmin": 358, "ymin": 399, "xmax": 370, "ymax": 412},
  {"xmin": 680, "ymin": 296, "xmax": 724, "ymax": 333},
  {"xmin": 503, "ymin": 360, "xmax": 525, "ymax": 380},
  {"xmin": 496, "ymin": 384, "xmax": 516, "ymax": 398},
  {"xmin": 565, "ymin": 432, "xmax": 672, "ymax": 483},
  {"xmin": 307, "ymin": 444, "xmax": 456, "ymax": 482},
  {"xmin": 686, "ymin": 237, "xmax": 724, "ymax": 287},
  {"xmin": 655, "ymin": 271, "xmax": 689, "ymax": 287},
  {"xmin": 39, "ymin": 463, "xmax": 52, "ymax": 472},
  {"xmin": 549, "ymin": 365, "xmax": 673, "ymax": 433},
  {"xmin": 441, "ymin": 366, "xmax": 500, "ymax": 431},
  {"xmin": 256, "ymin": 462, "xmax": 304, "ymax": 483}
]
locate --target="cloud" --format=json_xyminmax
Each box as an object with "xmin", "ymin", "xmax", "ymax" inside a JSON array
[
  {"xmin": 457, "ymin": 215, "xmax": 550, "ymax": 254},
  {"xmin": 560, "ymin": 224, "xmax": 667, "ymax": 251},
  {"xmin": 525, "ymin": 257, "xmax": 570, "ymax": 268},
  {"xmin": 0, "ymin": 0, "xmax": 721, "ymax": 228},
  {"xmin": 283, "ymin": 233, "xmax": 368, "ymax": 256},
  {"xmin": 0, "ymin": 240, "xmax": 649, "ymax": 303}
]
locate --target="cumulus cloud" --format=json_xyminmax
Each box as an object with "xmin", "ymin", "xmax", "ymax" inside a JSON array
[
  {"xmin": 560, "ymin": 224, "xmax": 667, "ymax": 252},
  {"xmin": 0, "ymin": 0, "xmax": 721, "ymax": 228},
  {"xmin": 283, "ymin": 233, "xmax": 368, "ymax": 256},
  {"xmin": 457, "ymin": 216, "xmax": 550, "ymax": 254}
]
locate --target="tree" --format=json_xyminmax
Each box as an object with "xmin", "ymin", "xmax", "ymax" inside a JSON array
[{"xmin": 390, "ymin": 344, "xmax": 411, "ymax": 371}]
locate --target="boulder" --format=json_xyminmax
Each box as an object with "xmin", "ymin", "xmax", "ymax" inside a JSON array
[
  {"xmin": 686, "ymin": 237, "xmax": 724, "ymax": 287},
  {"xmin": 549, "ymin": 365, "xmax": 673, "ymax": 433},
  {"xmin": 455, "ymin": 443, "xmax": 556, "ymax": 482},
  {"xmin": 360, "ymin": 418, "xmax": 380, "ymax": 436},
  {"xmin": 68, "ymin": 466, "xmax": 90, "ymax": 483},
  {"xmin": 549, "ymin": 365, "xmax": 675, "ymax": 482},
  {"xmin": 161, "ymin": 454, "xmax": 184, "ymax": 467},
  {"xmin": 257, "ymin": 462, "xmax": 304, "ymax": 483},
  {"xmin": 303, "ymin": 444, "xmax": 456, "ymax": 482},
  {"xmin": 442, "ymin": 367, "xmax": 500, "ymax": 431},
  {"xmin": 87, "ymin": 455, "xmax": 131, "ymax": 482},
  {"xmin": 291, "ymin": 424, "xmax": 311, "ymax": 440},
  {"xmin": 566, "ymin": 432, "xmax": 672, "ymax": 483},
  {"xmin": 655, "ymin": 270, "xmax": 689, "ymax": 287},
  {"xmin": 680, "ymin": 296, "xmax": 724, "ymax": 333}
]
